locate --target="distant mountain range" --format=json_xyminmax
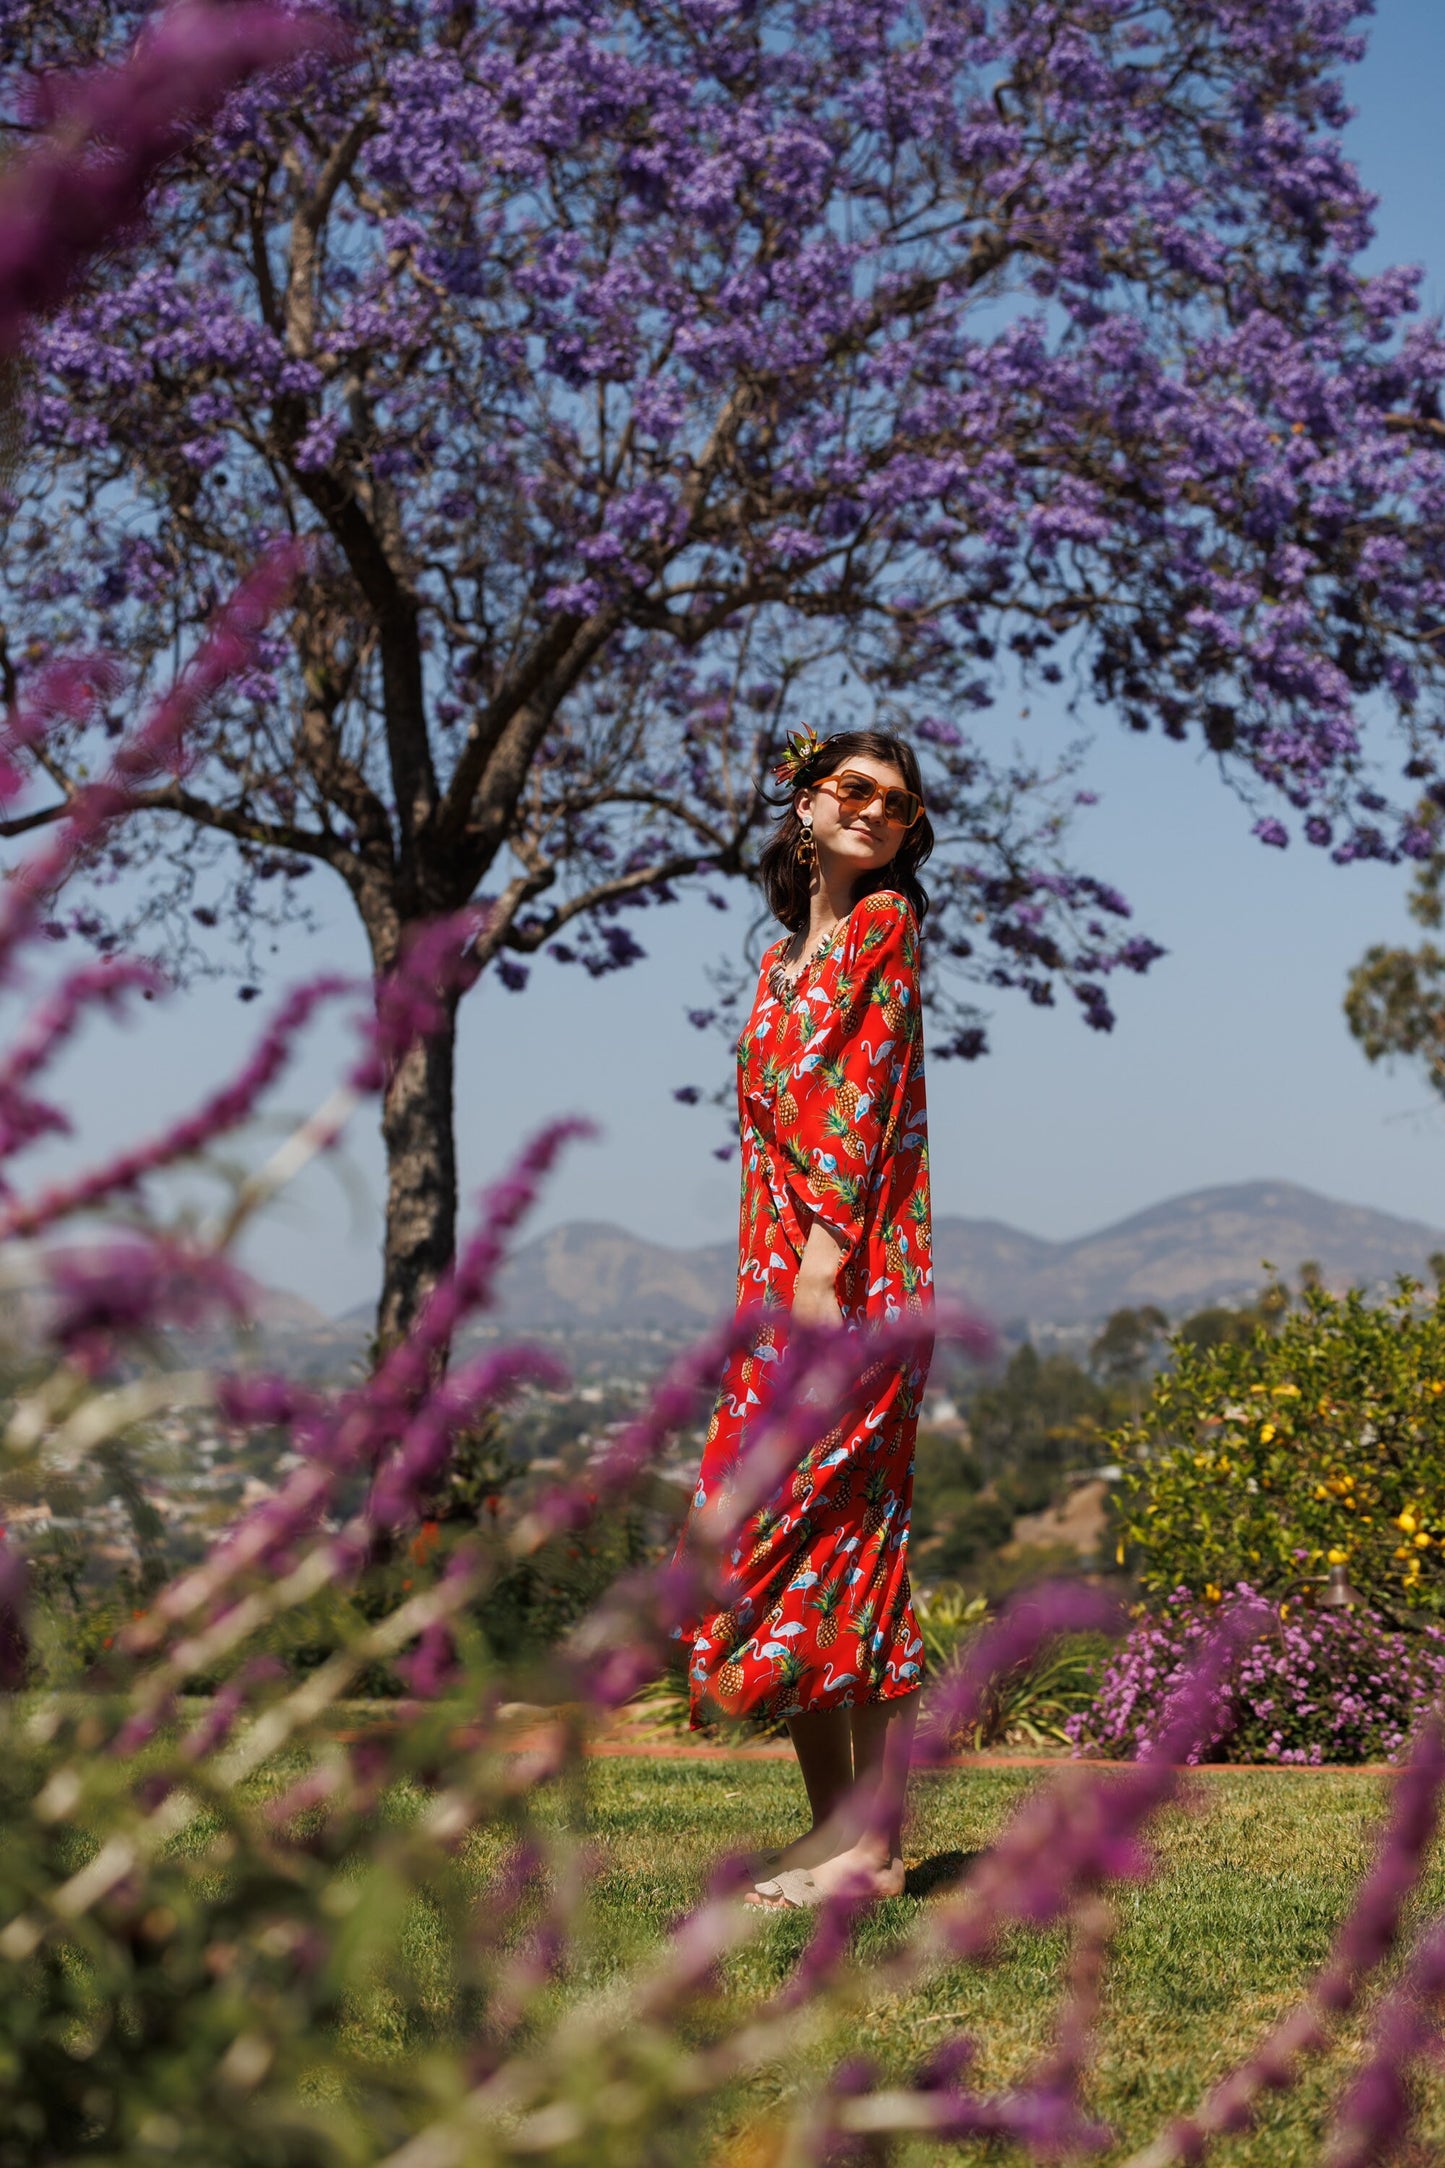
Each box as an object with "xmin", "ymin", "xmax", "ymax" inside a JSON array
[{"xmin": 476, "ymin": 1182, "xmax": 1445, "ymax": 1333}]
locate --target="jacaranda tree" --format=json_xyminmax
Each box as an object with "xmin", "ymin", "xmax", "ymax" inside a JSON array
[{"xmin": 5, "ymin": 0, "xmax": 1445, "ymax": 1339}]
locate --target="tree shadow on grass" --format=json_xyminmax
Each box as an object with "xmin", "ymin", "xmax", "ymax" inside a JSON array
[{"xmin": 905, "ymin": 1849, "xmax": 981, "ymax": 1899}]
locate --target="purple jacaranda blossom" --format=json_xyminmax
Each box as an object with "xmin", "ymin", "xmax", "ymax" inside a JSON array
[
  {"xmin": 13, "ymin": 0, "xmax": 1445, "ymax": 1346},
  {"xmin": 0, "ymin": 3, "xmax": 343, "ymax": 350}
]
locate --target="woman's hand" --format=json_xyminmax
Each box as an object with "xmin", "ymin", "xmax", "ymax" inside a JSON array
[{"xmin": 791, "ymin": 1220, "xmax": 847, "ymax": 1330}]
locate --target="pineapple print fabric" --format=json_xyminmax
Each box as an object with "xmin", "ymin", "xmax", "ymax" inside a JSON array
[{"xmin": 681, "ymin": 890, "xmax": 932, "ymax": 1730}]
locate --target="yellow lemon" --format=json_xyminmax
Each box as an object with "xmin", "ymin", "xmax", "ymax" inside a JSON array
[{"xmin": 1397, "ymin": 1511, "xmax": 1418, "ymax": 1534}]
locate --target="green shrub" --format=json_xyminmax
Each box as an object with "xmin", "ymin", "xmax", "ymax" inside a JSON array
[
  {"xmin": 967, "ymin": 1343, "xmax": 1118, "ymax": 1497},
  {"xmin": 931, "ymin": 1493, "xmax": 1015, "ymax": 1577},
  {"xmin": 912, "ymin": 1586, "xmax": 1106, "ymax": 1748},
  {"xmin": 1115, "ymin": 1282, "xmax": 1445, "ymax": 1619}
]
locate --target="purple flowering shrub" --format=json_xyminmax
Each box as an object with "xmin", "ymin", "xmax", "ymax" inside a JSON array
[
  {"xmin": 1114, "ymin": 1285, "xmax": 1445, "ymax": 1620},
  {"xmin": 1070, "ymin": 1587, "xmax": 1445, "ymax": 1767}
]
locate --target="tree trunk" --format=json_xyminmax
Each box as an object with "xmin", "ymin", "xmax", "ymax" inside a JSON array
[{"xmin": 375, "ymin": 991, "xmax": 459, "ymax": 1354}]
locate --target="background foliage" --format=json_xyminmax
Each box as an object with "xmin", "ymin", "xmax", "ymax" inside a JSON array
[{"xmin": 1115, "ymin": 1283, "xmax": 1445, "ymax": 1620}]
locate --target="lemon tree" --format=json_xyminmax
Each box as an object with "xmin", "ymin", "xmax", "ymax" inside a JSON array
[{"xmin": 1115, "ymin": 1283, "xmax": 1445, "ymax": 1621}]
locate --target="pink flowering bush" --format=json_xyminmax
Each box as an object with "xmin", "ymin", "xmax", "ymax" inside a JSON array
[{"xmin": 1070, "ymin": 1587, "xmax": 1445, "ymax": 1767}]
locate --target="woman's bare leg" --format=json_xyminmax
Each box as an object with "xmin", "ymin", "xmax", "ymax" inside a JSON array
[
  {"xmin": 797, "ymin": 1692, "xmax": 919, "ymax": 1900},
  {"xmin": 749, "ymin": 1694, "xmax": 920, "ymax": 1904},
  {"xmin": 748, "ymin": 1709, "xmax": 856, "ymax": 1883},
  {"xmin": 849, "ymin": 1691, "xmax": 920, "ymax": 1860}
]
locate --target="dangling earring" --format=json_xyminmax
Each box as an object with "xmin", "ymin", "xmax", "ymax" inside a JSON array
[{"xmin": 796, "ymin": 819, "xmax": 816, "ymax": 868}]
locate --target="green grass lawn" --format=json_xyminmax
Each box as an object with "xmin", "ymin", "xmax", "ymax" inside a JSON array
[{"xmin": 513, "ymin": 1756, "xmax": 1445, "ymax": 2166}]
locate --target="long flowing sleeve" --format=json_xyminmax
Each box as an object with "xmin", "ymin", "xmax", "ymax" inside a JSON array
[{"xmin": 777, "ymin": 892, "xmax": 921, "ymax": 1266}]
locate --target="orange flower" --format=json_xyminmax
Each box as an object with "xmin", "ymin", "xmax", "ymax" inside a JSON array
[{"xmin": 409, "ymin": 1519, "xmax": 441, "ymax": 1565}]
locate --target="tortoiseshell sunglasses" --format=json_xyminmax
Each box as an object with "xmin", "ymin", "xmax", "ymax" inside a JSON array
[{"xmin": 810, "ymin": 769, "xmax": 925, "ymax": 830}]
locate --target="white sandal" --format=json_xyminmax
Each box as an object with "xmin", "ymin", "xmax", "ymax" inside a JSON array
[{"xmin": 745, "ymin": 1867, "xmax": 823, "ymax": 1910}]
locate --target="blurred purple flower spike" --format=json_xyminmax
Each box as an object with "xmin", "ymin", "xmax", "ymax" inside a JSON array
[
  {"xmin": 353, "ymin": 909, "xmax": 489, "ymax": 1090},
  {"xmin": 0, "ymin": 658, "xmax": 121, "ymax": 809},
  {"xmin": 45, "ymin": 1233, "xmax": 252, "ymax": 1369},
  {"xmin": 0, "ymin": 968, "xmax": 356, "ymax": 1239},
  {"xmin": 0, "ymin": 959, "xmax": 163, "ymax": 1168},
  {"xmin": 0, "ymin": 544, "xmax": 306, "ymax": 982},
  {"xmin": 1327, "ymin": 1909, "xmax": 1445, "ymax": 2168},
  {"xmin": 369, "ymin": 1344, "xmax": 569, "ymax": 1529},
  {"xmin": 396, "ymin": 1619, "xmax": 460, "ymax": 1701},
  {"xmin": 0, "ymin": 3, "xmax": 346, "ymax": 352},
  {"xmin": 916, "ymin": 1580, "xmax": 1123, "ymax": 1768}
]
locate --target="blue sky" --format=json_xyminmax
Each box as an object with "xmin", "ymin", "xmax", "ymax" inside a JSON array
[{"xmin": 23, "ymin": 0, "xmax": 1445, "ymax": 1316}]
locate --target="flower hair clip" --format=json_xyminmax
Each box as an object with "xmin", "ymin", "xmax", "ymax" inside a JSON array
[{"xmin": 772, "ymin": 725, "xmax": 827, "ymax": 785}]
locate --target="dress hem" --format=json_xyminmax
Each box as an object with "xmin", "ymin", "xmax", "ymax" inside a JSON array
[{"xmin": 688, "ymin": 1672, "xmax": 925, "ymax": 1735}]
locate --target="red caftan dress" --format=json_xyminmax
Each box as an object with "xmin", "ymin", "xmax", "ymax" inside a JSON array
[{"xmin": 681, "ymin": 889, "xmax": 933, "ymax": 1729}]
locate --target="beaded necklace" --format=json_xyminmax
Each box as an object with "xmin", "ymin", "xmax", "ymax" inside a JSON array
[{"xmin": 767, "ymin": 922, "xmax": 840, "ymax": 1005}]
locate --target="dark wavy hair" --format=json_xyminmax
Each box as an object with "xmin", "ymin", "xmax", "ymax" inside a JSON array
[{"xmin": 759, "ymin": 729, "xmax": 933, "ymax": 934}]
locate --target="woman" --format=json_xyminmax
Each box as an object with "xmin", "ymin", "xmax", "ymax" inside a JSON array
[{"xmin": 681, "ymin": 725, "xmax": 935, "ymax": 1910}]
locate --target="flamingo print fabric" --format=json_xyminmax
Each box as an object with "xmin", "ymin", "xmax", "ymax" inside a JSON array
[{"xmin": 683, "ymin": 890, "xmax": 933, "ymax": 1728}]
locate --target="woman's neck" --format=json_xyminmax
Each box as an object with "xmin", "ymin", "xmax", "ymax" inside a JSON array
[{"xmin": 805, "ymin": 857, "xmax": 857, "ymax": 945}]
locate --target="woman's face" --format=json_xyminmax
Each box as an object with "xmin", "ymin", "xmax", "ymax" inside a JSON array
[{"xmin": 797, "ymin": 754, "xmax": 913, "ymax": 878}]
